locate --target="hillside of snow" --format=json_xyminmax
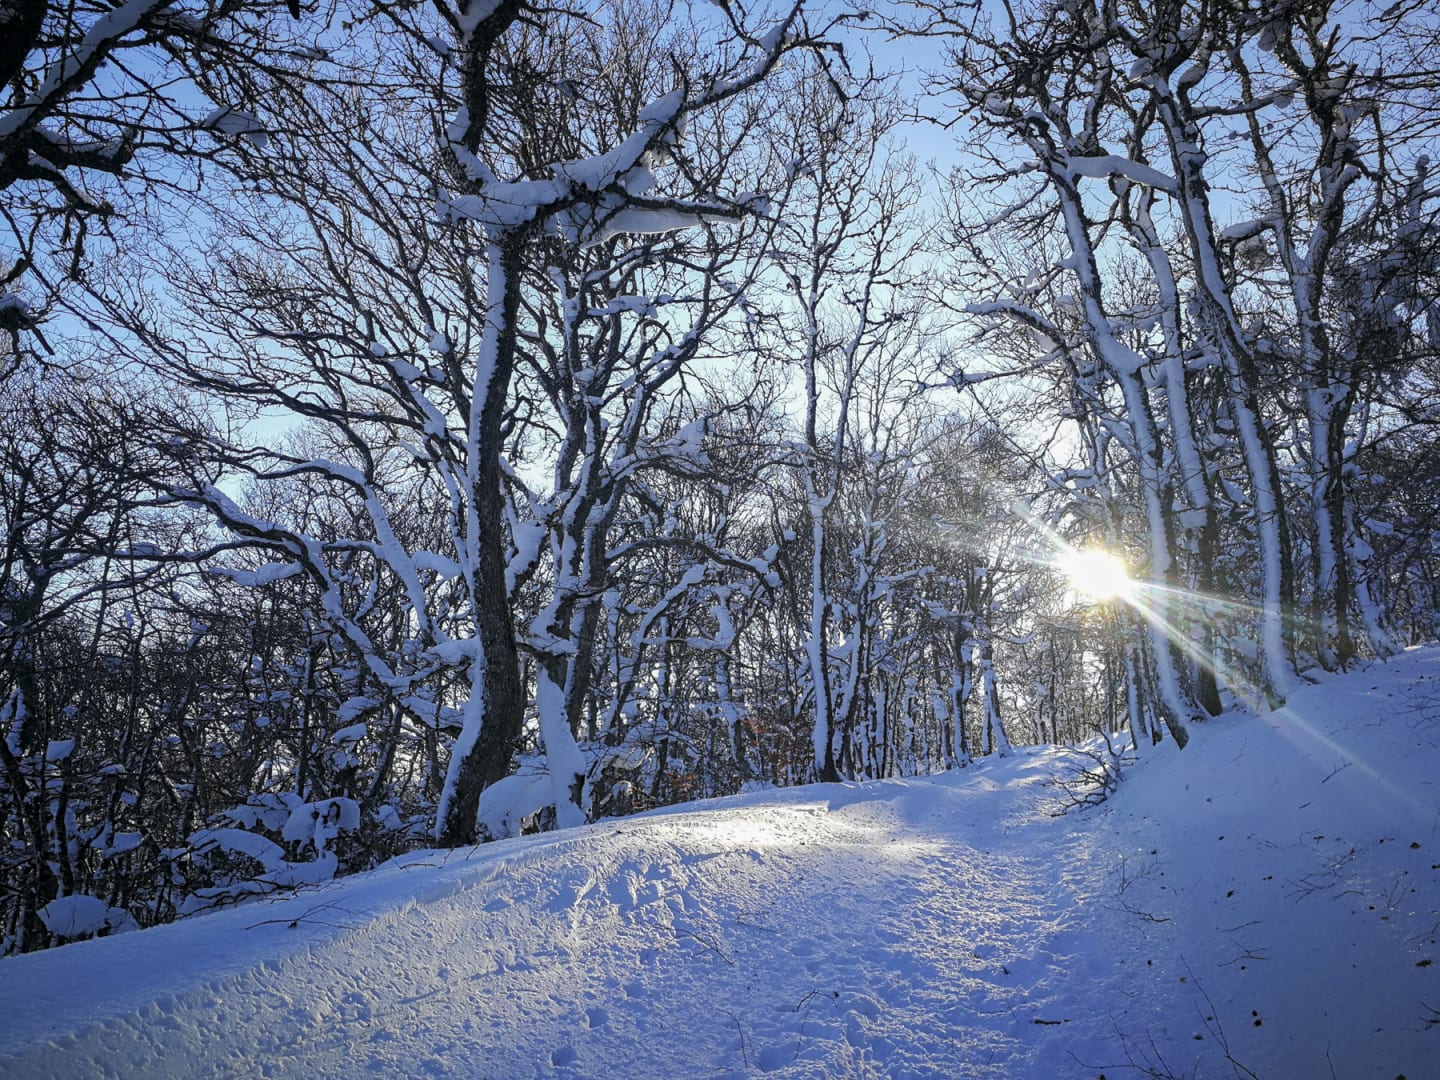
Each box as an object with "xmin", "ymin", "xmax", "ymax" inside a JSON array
[{"xmin": 1, "ymin": 649, "xmax": 1437, "ymax": 1079}]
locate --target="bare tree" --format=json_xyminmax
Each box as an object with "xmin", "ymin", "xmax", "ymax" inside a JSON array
[
  {"xmin": 1, "ymin": 0, "xmax": 320, "ymax": 373},
  {"xmin": 107, "ymin": 0, "xmax": 844, "ymax": 844}
]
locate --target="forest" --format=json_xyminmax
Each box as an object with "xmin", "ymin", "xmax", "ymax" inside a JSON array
[{"xmin": 2, "ymin": 0, "xmax": 1438, "ymax": 956}]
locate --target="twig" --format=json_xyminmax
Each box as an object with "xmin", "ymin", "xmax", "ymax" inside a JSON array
[
  {"xmin": 246, "ymin": 896, "xmax": 362, "ymax": 931},
  {"xmin": 727, "ymin": 1010, "xmax": 750, "ymax": 1070},
  {"xmin": 1321, "ymin": 760, "xmax": 1352, "ymax": 783},
  {"xmin": 1047, "ymin": 731, "xmax": 1132, "ymax": 816},
  {"xmin": 1184, "ymin": 957, "xmax": 1260, "ymax": 1080},
  {"xmin": 1120, "ymin": 898, "xmax": 1171, "ymax": 923},
  {"xmin": 1421, "ymin": 1001, "xmax": 1440, "ymax": 1029},
  {"xmin": 790, "ymin": 988, "xmax": 842, "ymax": 1067},
  {"xmin": 675, "ymin": 927, "xmax": 735, "ymax": 965}
]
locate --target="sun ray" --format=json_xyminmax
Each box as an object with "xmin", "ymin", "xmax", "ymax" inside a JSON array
[
  {"xmin": 930, "ymin": 500, "xmax": 1363, "ymax": 727},
  {"xmin": 980, "ymin": 504, "xmax": 1429, "ymax": 815}
]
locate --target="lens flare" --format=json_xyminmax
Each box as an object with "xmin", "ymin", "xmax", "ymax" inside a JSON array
[{"xmin": 1059, "ymin": 548, "xmax": 1132, "ymax": 601}]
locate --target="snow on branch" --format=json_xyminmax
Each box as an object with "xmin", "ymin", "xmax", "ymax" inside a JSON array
[
  {"xmin": 440, "ymin": 0, "xmax": 822, "ymax": 246},
  {"xmin": 1064, "ymin": 154, "xmax": 1177, "ymax": 193}
]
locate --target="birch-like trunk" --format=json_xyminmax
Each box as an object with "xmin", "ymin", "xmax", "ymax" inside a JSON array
[
  {"xmin": 1150, "ymin": 87, "xmax": 1295, "ymax": 705},
  {"xmin": 1051, "ymin": 167, "xmax": 1194, "ymax": 747}
]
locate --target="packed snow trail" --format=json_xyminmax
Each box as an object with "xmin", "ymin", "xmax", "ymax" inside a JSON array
[
  {"xmin": 1, "ymin": 648, "xmax": 1437, "ymax": 1078},
  {"xmin": 0, "ymin": 754, "xmax": 1142, "ymax": 1078}
]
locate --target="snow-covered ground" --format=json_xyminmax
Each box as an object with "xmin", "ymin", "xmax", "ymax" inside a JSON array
[{"xmin": 2, "ymin": 649, "xmax": 1437, "ymax": 1079}]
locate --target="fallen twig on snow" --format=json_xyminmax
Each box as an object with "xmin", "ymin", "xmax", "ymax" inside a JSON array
[{"xmin": 1048, "ymin": 729, "xmax": 1133, "ymax": 816}]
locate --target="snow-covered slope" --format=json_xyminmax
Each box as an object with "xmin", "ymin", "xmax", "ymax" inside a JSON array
[{"xmin": 2, "ymin": 649, "xmax": 1437, "ymax": 1079}]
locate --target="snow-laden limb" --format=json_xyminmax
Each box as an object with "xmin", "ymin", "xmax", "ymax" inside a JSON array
[
  {"xmin": 1064, "ymin": 153, "xmax": 1176, "ymax": 193},
  {"xmin": 208, "ymin": 561, "xmax": 304, "ymax": 588},
  {"xmin": 437, "ymin": 3, "xmax": 808, "ymax": 243},
  {"xmin": 190, "ymin": 826, "xmax": 287, "ymax": 871},
  {"xmin": 184, "ymin": 792, "xmax": 364, "ymax": 911},
  {"xmin": 282, "ymin": 797, "xmax": 361, "ymax": 855},
  {"xmin": 0, "ymin": 0, "xmax": 169, "ymax": 144}
]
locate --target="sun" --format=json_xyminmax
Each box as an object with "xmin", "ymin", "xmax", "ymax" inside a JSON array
[{"xmin": 1059, "ymin": 547, "xmax": 1133, "ymax": 602}]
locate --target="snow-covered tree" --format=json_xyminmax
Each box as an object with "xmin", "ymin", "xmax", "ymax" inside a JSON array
[
  {"xmin": 113, "ymin": 0, "xmax": 843, "ymax": 844},
  {"xmin": 923, "ymin": 0, "xmax": 1440, "ymax": 729},
  {"xmin": 0, "ymin": 0, "xmax": 317, "ymax": 374}
]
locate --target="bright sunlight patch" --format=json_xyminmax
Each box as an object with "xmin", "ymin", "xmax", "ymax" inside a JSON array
[{"xmin": 1059, "ymin": 548, "xmax": 1132, "ymax": 602}]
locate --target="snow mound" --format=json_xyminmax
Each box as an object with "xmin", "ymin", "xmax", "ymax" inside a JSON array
[{"xmin": 37, "ymin": 895, "xmax": 111, "ymax": 940}]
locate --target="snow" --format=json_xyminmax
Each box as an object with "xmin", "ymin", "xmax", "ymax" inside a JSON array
[
  {"xmin": 1220, "ymin": 218, "xmax": 1270, "ymax": 241},
  {"xmin": 202, "ymin": 106, "xmax": 269, "ymax": 148},
  {"xmin": 202, "ymin": 106, "xmax": 263, "ymax": 135},
  {"xmin": 190, "ymin": 826, "xmax": 285, "ymax": 870},
  {"xmin": 2, "ymin": 649, "xmax": 1438, "ymax": 1078},
  {"xmin": 331, "ymin": 722, "xmax": 367, "ymax": 746},
  {"xmin": 587, "ymin": 205, "xmax": 710, "ymax": 246},
  {"xmin": 455, "ymin": 0, "xmax": 503, "ymax": 35},
  {"xmin": 588, "ymin": 295, "xmax": 658, "ymax": 318},
  {"xmin": 107, "ymin": 832, "xmax": 144, "ymax": 856},
  {"xmin": 220, "ymin": 793, "xmax": 298, "ymax": 833},
  {"xmin": 413, "ymin": 549, "xmax": 462, "ymax": 579},
  {"xmin": 429, "ymin": 636, "xmax": 479, "ymax": 664},
  {"xmin": 282, "ymin": 798, "xmax": 361, "ymax": 851},
  {"xmin": 385, "ymin": 357, "xmax": 422, "ymax": 381},
  {"xmin": 36, "ymin": 896, "xmax": 112, "ymax": 940},
  {"xmin": 442, "ymin": 178, "xmax": 567, "ymax": 229},
  {"xmin": 1065, "ymin": 154, "xmax": 1177, "ymax": 193},
  {"xmin": 477, "ymin": 770, "xmax": 555, "ymax": 839},
  {"xmin": 208, "ymin": 561, "xmax": 303, "ymax": 588}
]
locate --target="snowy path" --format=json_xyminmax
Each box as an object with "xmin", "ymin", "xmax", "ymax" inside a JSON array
[
  {"xmin": 0, "ymin": 753, "xmax": 1142, "ymax": 1079},
  {"xmin": 2, "ymin": 648, "xmax": 1438, "ymax": 1078}
]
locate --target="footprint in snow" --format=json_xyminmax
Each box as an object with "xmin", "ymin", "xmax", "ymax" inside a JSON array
[
  {"xmin": 551, "ymin": 1045, "xmax": 578, "ymax": 1067},
  {"xmin": 756, "ymin": 1041, "xmax": 800, "ymax": 1072},
  {"xmin": 608, "ymin": 867, "xmax": 643, "ymax": 912},
  {"xmin": 547, "ymin": 872, "xmax": 596, "ymax": 913}
]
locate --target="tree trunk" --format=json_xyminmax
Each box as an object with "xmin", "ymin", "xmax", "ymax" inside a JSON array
[{"xmin": 437, "ymin": 232, "xmax": 528, "ymax": 847}]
